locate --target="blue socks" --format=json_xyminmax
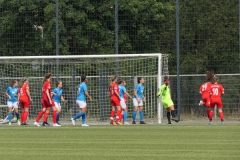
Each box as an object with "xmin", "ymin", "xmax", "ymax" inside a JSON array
[
  {"xmin": 140, "ymin": 111, "xmax": 144, "ymax": 121},
  {"xmin": 15, "ymin": 113, "xmax": 19, "ymax": 120},
  {"xmin": 56, "ymin": 113, "xmax": 60, "ymax": 122},
  {"xmin": 124, "ymin": 111, "xmax": 128, "ymax": 122},
  {"xmin": 8, "ymin": 113, "xmax": 12, "ymax": 122},
  {"xmin": 132, "ymin": 111, "xmax": 137, "ymax": 121},
  {"xmin": 82, "ymin": 114, "xmax": 86, "ymax": 124},
  {"xmin": 73, "ymin": 112, "xmax": 86, "ymax": 124}
]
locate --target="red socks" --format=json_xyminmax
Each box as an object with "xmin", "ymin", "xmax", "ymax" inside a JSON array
[
  {"xmin": 23, "ymin": 111, "xmax": 28, "ymax": 123},
  {"xmin": 206, "ymin": 110, "xmax": 210, "ymax": 118},
  {"xmin": 36, "ymin": 110, "xmax": 45, "ymax": 122},
  {"xmin": 21, "ymin": 111, "xmax": 25, "ymax": 122},
  {"xmin": 110, "ymin": 111, "xmax": 115, "ymax": 123},
  {"xmin": 209, "ymin": 111, "xmax": 213, "ymax": 121},
  {"xmin": 43, "ymin": 112, "xmax": 49, "ymax": 123},
  {"xmin": 219, "ymin": 112, "xmax": 224, "ymax": 121},
  {"xmin": 52, "ymin": 110, "xmax": 57, "ymax": 124},
  {"xmin": 116, "ymin": 110, "xmax": 121, "ymax": 122}
]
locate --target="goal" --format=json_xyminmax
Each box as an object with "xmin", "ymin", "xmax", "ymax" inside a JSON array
[{"xmin": 0, "ymin": 54, "xmax": 167, "ymax": 124}]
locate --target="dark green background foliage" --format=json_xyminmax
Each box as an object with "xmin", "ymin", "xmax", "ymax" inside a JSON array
[{"xmin": 0, "ymin": 0, "xmax": 238, "ymax": 74}]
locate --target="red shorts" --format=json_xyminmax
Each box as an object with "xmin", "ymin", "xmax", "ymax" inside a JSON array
[
  {"xmin": 20, "ymin": 98, "xmax": 30, "ymax": 108},
  {"xmin": 41, "ymin": 98, "xmax": 55, "ymax": 108},
  {"xmin": 110, "ymin": 97, "xmax": 120, "ymax": 107},
  {"xmin": 202, "ymin": 96, "xmax": 210, "ymax": 108},
  {"xmin": 210, "ymin": 98, "xmax": 223, "ymax": 109}
]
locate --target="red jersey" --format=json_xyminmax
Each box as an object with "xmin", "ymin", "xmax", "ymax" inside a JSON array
[
  {"xmin": 108, "ymin": 82, "xmax": 119, "ymax": 99},
  {"xmin": 210, "ymin": 84, "xmax": 224, "ymax": 99},
  {"xmin": 199, "ymin": 82, "xmax": 212, "ymax": 98},
  {"xmin": 18, "ymin": 83, "xmax": 30, "ymax": 99},
  {"xmin": 42, "ymin": 81, "xmax": 52, "ymax": 100}
]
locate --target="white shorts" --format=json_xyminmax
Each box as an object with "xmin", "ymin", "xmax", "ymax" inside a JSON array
[
  {"xmin": 7, "ymin": 101, "xmax": 18, "ymax": 108},
  {"xmin": 120, "ymin": 98, "xmax": 127, "ymax": 109},
  {"xmin": 133, "ymin": 98, "xmax": 143, "ymax": 107},
  {"xmin": 76, "ymin": 100, "xmax": 87, "ymax": 109},
  {"xmin": 54, "ymin": 102, "xmax": 61, "ymax": 109}
]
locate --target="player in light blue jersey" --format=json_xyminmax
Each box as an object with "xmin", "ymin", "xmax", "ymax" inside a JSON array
[
  {"xmin": 71, "ymin": 75, "xmax": 93, "ymax": 127},
  {"xmin": 5, "ymin": 80, "xmax": 20, "ymax": 125},
  {"xmin": 118, "ymin": 79, "xmax": 132, "ymax": 124},
  {"xmin": 52, "ymin": 80, "xmax": 67, "ymax": 125},
  {"xmin": 132, "ymin": 77, "xmax": 146, "ymax": 124}
]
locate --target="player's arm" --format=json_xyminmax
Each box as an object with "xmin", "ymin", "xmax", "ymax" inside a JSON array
[
  {"xmin": 157, "ymin": 86, "xmax": 164, "ymax": 97},
  {"xmin": 84, "ymin": 90, "xmax": 92, "ymax": 101},
  {"xmin": 45, "ymin": 89, "xmax": 52, "ymax": 104},
  {"xmin": 124, "ymin": 91, "xmax": 132, "ymax": 99},
  {"xmin": 5, "ymin": 88, "xmax": 11, "ymax": 100},
  {"xmin": 134, "ymin": 90, "xmax": 140, "ymax": 102},
  {"xmin": 61, "ymin": 96, "xmax": 67, "ymax": 102},
  {"xmin": 114, "ymin": 90, "xmax": 120, "ymax": 100},
  {"xmin": 199, "ymin": 86, "xmax": 202, "ymax": 94},
  {"xmin": 26, "ymin": 87, "xmax": 32, "ymax": 101},
  {"xmin": 221, "ymin": 86, "xmax": 224, "ymax": 95},
  {"xmin": 17, "ymin": 90, "xmax": 20, "ymax": 102},
  {"xmin": 142, "ymin": 95, "xmax": 146, "ymax": 102}
]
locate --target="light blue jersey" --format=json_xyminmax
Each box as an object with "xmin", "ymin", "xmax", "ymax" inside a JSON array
[
  {"xmin": 6, "ymin": 86, "xmax": 18, "ymax": 102},
  {"xmin": 77, "ymin": 83, "xmax": 87, "ymax": 101},
  {"xmin": 133, "ymin": 84, "xmax": 144, "ymax": 99},
  {"xmin": 119, "ymin": 85, "xmax": 126, "ymax": 98},
  {"xmin": 52, "ymin": 88, "xmax": 63, "ymax": 103}
]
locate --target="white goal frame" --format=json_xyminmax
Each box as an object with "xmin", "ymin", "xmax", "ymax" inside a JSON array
[{"xmin": 0, "ymin": 54, "xmax": 164, "ymax": 124}]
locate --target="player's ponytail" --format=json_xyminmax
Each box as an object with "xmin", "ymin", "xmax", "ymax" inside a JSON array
[
  {"xmin": 10, "ymin": 80, "xmax": 18, "ymax": 87},
  {"xmin": 109, "ymin": 75, "xmax": 117, "ymax": 86},
  {"xmin": 42, "ymin": 73, "xmax": 52, "ymax": 86},
  {"xmin": 19, "ymin": 78, "xmax": 27, "ymax": 88},
  {"xmin": 206, "ymin": 70, "xmax": 214, "ymax": 82},
  {"xmin": 212, "ymin": 76, "xmax": 218, "ymax": 84}
]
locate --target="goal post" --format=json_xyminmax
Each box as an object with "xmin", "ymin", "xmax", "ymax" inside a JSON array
[{"xmin": 0, "ymin": 54, "xmax": 167, "ymax": 124}]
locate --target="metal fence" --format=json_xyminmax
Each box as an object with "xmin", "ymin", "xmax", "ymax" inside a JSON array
[{"xmin": 0, "ymin": 0, "xmax": 240, "ymax": 119}]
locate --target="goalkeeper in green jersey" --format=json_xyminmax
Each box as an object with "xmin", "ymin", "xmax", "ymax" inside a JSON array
[{"xmin": 157, "ymin": 76, "xmax": 179, "ymax": 124}]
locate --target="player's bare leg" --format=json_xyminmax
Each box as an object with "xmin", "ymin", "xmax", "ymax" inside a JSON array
[
  {"xmin": 8, "ymin": 107, "xmax": 13, "ymax": 125},
  {"xmin": 132, "ymin": 106, "xmax": 138, "ymax": 124},
  {"xmin": 169, "ymin": 105, "xmax": 179, "ymax": 123},
  {"xmin": 52, "ymin": 106, "xmax": 60, "ymax": 127},
  {"xmin": 34, "ymin": 108, "xmax": 46, "ymax": 127},
  {"xmin": 116, "ymin": 106, "xmax": 122, "ymax": 125},
  {"xmin": 139, "ymin": 106, "xmax": 146, "ymax": 124},
  {"xmin": 110, "ymin": 106, "xmax": 116, "ymax": 125},
  {"xmin": 56, "ymin": 107, "xmax": 61, "ymax": 125},
  {"xmin": 208, "ymin": 108, "xmax": 214, "ymax": 125},
  {"xmin": 218, "ymin": 108, "xmax": 224, "ymax": 125},
  {"xmin": 14, "ymin": 107, "xmax": 20, "ymax": 125}
]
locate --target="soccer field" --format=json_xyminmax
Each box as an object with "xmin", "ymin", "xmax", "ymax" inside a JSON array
[{"xmin": 0, "ymin": 124, "xmax": 240, "ymax": 160}]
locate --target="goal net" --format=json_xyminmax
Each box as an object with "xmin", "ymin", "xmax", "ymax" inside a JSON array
[{"xmin": 0, "ymin": 54, "xmax": 167, "ymax": 124}]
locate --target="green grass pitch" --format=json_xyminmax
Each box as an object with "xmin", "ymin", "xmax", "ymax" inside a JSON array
[{"xmin": 0, "ymin": 124, "xmax": 240, "ymax": 160}]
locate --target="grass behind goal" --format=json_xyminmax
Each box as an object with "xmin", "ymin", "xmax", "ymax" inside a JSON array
[{"xmin": 0, "ymin": 124, "xmax": 240, "ymax": 160}]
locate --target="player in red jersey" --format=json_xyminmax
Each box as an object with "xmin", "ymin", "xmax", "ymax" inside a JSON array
[
  {"xmin": 209, "ymin": 76, "xmax": 225, "ymax": 125},
  {"xmin": 18, "ymin": 78, "xmax": 32, "ymax": 125},
  {"xmin": 34, "ymin": 73, "xmax": 60, "ymax": 127},
  {"xmin": 108, "ymin": 75, "xmax": 121, "ymax": 125},
  {"xmin": 199, "ymin": 71, "xmax": 214, "ymax": 121}
]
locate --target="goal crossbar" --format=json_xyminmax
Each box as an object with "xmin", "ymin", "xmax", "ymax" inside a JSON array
[{"xmin": 0, "ymin": 53, "xmax": 162, "ymax": 60}]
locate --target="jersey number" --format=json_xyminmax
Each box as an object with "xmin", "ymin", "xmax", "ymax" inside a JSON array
[
  {"xmin": 212, "ymin": 88, "xmax": 218, "ymax": 95},
  {"xmin": 201, "ymin": 84, "xmax": 207, "ymax": 91}
]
